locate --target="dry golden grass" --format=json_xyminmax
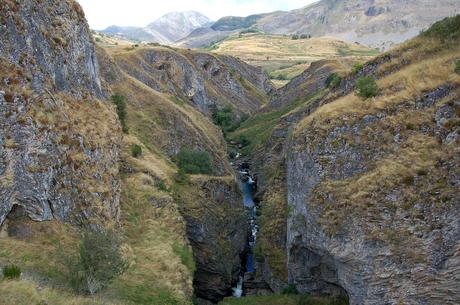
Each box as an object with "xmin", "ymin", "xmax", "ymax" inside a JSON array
[
  {"xmin": 296, "ymin": 44, "xmax": 460, "ymax": 133},
  {"xmin": 211, "ymin": 33, "xmax": 379, "ymax": 85},
  {"xmin": 0, "ymin": 280, "xmax": 122, "ymax": 305}
]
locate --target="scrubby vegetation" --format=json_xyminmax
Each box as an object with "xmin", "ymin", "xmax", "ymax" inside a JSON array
[
  {"xmin": 455, "ymin": 60, "xmax": 460, "ymax": 74},
  {"xmin": 131, "ymin": 144, "xmax": 142, "ymax": 158},
  {"xmin": 325, "ymin": 73, "xmax": 342, "ymax": 89},
  {"xmin": 356, "ymin": 76, "xmax": 379, "ymax": 98},
  {"xmin": 65, "ymin": 229, "xmax": 128, "ymax": 295},
  {"xmin": 3, "ymin": 265, "xmax": 21, "ymax": 280},
  {"xmin": 111, "ymin": 94, "xmax": 129, "ymax": 133},
  {"xmin": 282, "ymin": 284, "xmax": 299, "ymax": 295},
  {"xmin": 213, "ymin": 106, "xmax": 248, "ymax": 133},
  {"xmin": 352, "ymin": 62, "xmax": 364, "ymax": 74},
  {"xmin": 421, "ymin": 15, "xmax": 460, "ymax": 41},
  {"xmin": 175, "ymin": 148, "xmax": 213, "ymax": 175}
]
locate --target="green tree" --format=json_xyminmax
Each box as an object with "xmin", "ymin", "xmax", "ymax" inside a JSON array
[
  {"xmin": 175, "ymin": 148, "xmax": 213, "ymax": 175},
  {"xmin": 67, "ymin": 230, "xmax": 128, "ymax": 295},
  {"xmin": 356, "ymin": 76, "xmax": 379, "ymax": 98},
  {"xmin": 455, "ymin": 60, "xmax": 460, "ymax": 74},
  {"xmin": 111, "ymin": 94, "xmax": 129, "ymax": 133}
]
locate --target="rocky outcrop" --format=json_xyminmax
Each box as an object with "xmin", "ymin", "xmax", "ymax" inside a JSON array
[
  {"xmin": 112, "ymin": 47, "xmax": 272, "ymax": 117},
  {"xmin": 0, "ymin": 0, "xmax": 121, "ymax": 228},
  {"xmin": 0, "ymin": 0, "xmax": 102, "ymax": 98},
  {"xmin": 285, "ymin": 29, "xmax": 460, "ymax": 304},
  {"xmin": 174, "ymin": 177, "xmax": 247, "ymax": 303}
]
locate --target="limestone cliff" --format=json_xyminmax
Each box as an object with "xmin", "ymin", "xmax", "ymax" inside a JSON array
[
  {"xmin": 111, "ymin": 46, "xmax": 273, "ymax": 117},
  {"xmin": 0, "ymin": 0, "xmax": 121, "ymax": 228},
  {"xmin": 286, "ymin": 18, "xmax": 460, "ymax": 305}
]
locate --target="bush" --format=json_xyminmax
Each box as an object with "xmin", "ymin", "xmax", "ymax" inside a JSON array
[
  {"xmin": 282, "ymin": 283, "xmax": 299, "ymax": 295},
  {"xmin": 238, "ymin": 134, "xmax": 251, "ymax": 148},
  {"xmin": 325, "ymin": 73, "xmax": 342, "ymax": 89},
  {"xmin": 352, "ymin": 62, "xmax": 364, "ymax": 74},
  {"xmin": 291, "ymin": 34, "xmax": 299, "ymax": 40},
  {"xmin": 131, "ymin": 144, "xmax": 142, "ymax": 158},
  {"xmin": 175, "ymin": 148, "xmax": 213, "ymax": 175},
  {"xmin": 213, "ymin": 106, "xmax": 247, "ymax": 133},
  {"xmin": 299, "ymin": 34, "xmax": 311, "ymax": 39},
  {"xmin": 3, "ymin": 265, "xmax": 21, "ymax": 279},
  {"xmin": 155, "ymin": 180, "xmax": 169, "ymax": 192},
  {"xmin": 111, "ymin": 94, "xmax": 129, "ymax": 133},
  {"xmin": 356, "ymin": 76, "xmax": 379, "ymax": 98},
  {"xmin": 455, "ymin": 60, "xmax": 460, "ymax": 74},
  {"xmin": 67, "ymin": 230, "xmax": 128, "ymax": 295}
]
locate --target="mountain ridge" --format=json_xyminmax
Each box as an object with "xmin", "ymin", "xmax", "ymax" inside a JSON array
[{"xmin": 101, "ymin": 10, "xmax": 212, "ymax": 44}]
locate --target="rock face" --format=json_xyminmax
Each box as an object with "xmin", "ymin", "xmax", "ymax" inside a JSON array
[
  {"xmin": 0, "ymin": 0, "xmax": 121, "ymax": 228},
  {"xmin": 113, "ymin": 47, "xmax": 272, "ymax": 117},
  {"xmin": 174, "ymin": 177, "xmax": 247, "ymax": 303},
  {"xmin": 0, "ymin": 0, "xmax": 102, "ymax": 98},
  {"xmin": 285, "ymin": 29, "xmax": 460, "ymax": 304}
]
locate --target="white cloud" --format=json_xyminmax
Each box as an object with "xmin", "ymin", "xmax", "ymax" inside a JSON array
[{"xmin": 76, "ymin": 0, "xmax": 317, "ymax": 30}]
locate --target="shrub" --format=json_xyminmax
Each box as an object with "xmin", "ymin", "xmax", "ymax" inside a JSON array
[
  {"xmin": 67, "ymin": 230, "xmax": 128, "ymax": 295},
  {"xmin": 238, "ymin": 134, "xmax": 251, "ymax": 147},
  {"xmin": 356, "ymin": 76, "xmax": 379, "ymax": 98},
  {"xmin": 325, "ymin": 73, "xmax": 342, "ymax": 89},
  {"xmin": 213, "ymin": 106, "xmax": 247, "ymax": 133},
  {"xmin": 352, "ymin": 62, "xmax": 364, "ymax": 74},
  {"xmin": 291, "ymin": 34, "xmax": 299, "ymax": 40},
  {"xmin": 300, "ymin": 34, "xmax": 311, "ymax": 39},
  {"xmin": 175, "ymin": 148, "xmax": 213, "ymax": 175},
  {"xmin": 111, "ymin": 94, "xmax": 129, "ymax": 133},
  {"xmin": 3, "ymin": 265, "xmax": 21, "ymax": 279},
  {"xmin": 455, "ymin": 60, "xmax": 460, "ymax": 74},
  {"xmin": 155, "ymin": 180, "xmax": 169, "ymax": 192},
  {"xmin": 282, "ymin": 283, "xmax": 299, "ymax": 295},
  {"xmin": 131, "ymin": 144, "xmax": 142, "ymax": 158}
]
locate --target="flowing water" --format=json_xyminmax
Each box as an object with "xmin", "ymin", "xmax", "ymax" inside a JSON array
[{"xmin": 232, "ymin": 169, "xmax": 259, "ymax": 298}]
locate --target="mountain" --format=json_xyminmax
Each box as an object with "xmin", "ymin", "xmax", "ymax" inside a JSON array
[
  {"xmin": 226, "ymin": 15, "xmax": 460, "ymax": 305},
  {"xmin": 177, "ymin": 0, "xmax": 460, "ymax": 50},
  {"xmin": 101, "ymin": 11, "xmax": 212, "ymax": 44}
]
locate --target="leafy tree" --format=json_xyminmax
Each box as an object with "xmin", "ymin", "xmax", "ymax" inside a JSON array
[
  {"xmin": 175, "ymin": 148, "xmax": 213, "ymax": 175},
  {"xmin": 213, "ymin": 106, "xmax": 247, "ymax": 133},
  {"xmin": 238, "ymin": 134, "xmax": 251, "ymax": 147},
  {"xmin": 111, "ymin": 94, "xmax": 129, "ymax": 133},
  {"xmin": 291, "ymin": 34, "xmax": 299, "ymax": 40},
  {"xmin": 67, "ymin": 230, "xmax": 128, "ymax": 295},
  {"xmin": 356, "ymin": 76, "xmax": 379, "ymax": 98}
]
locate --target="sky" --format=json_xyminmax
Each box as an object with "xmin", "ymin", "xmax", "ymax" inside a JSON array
[{"xmin": 76, "ymin": 0, "xmax": 317, "ymax": 30}]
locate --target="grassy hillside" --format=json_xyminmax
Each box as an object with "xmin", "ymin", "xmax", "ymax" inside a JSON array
[{"xmin": 210, "ymin": 32, "xmax": 379, "ymax": 87}]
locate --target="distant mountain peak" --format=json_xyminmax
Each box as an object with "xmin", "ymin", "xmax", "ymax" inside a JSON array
[{"xmin": 101, "ymin": 11, "xmax": 211, "ymax": 44}]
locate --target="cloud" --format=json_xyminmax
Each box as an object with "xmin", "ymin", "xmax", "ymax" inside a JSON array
[{"xmin": 76, "ymin": 0, "xmax": 317, "ymax": 30}]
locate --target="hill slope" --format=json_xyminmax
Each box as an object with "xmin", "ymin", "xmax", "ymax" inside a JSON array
[
  {"xmin": 178, "ymin": 0, "xmax": 460, "ymax": 50},
  {"xmin": 227, "ymin": 15, "xmax": 460, "ymax": 305},
  {"xmin": 209, "ymin": 32, "xmax": 379, "ymax": 87}
]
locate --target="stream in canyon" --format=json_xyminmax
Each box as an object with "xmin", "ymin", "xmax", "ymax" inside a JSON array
[{"xmin": 232, "ymin": 162, "xmax": 259, "ymax": 298}]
